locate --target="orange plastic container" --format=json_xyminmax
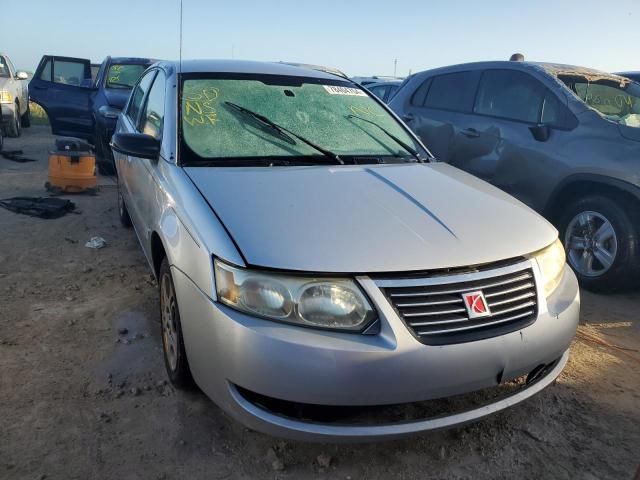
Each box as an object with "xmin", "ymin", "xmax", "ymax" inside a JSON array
[{"xmin": 46, "ymin": 151, "xmax": 97, "ymax": 193}]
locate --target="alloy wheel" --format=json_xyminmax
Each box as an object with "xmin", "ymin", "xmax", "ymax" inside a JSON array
[
  {"xmin": 564, "ymin": 210, "xmax": 618, "ymax": 277},
  {"xmin": 160, "ymin": 272, "xmax": 179, "ymax": 371}
]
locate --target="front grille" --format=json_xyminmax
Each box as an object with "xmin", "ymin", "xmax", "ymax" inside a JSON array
[{"xmin": 379, "ymin": 264, "xmax": 538, "ymax": 345}]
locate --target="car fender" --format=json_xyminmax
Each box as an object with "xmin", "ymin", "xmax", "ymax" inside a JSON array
[
  {"xmin": 153, "ymin": 162, "xmax": 246, "ymax": 302},
  {"xmin": 544, "ymin": 173, "xmax": 640, "ymax": 217}
]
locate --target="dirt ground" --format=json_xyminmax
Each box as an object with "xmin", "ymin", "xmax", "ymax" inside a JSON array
[{"xmin": 1, "ymin": 127, "xmax": 639, "ymax": 480}]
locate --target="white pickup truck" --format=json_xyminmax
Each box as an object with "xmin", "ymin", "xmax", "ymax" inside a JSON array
[{"xmin": 0, "ymin": 53, "xmax": 30, "ymax": 137}]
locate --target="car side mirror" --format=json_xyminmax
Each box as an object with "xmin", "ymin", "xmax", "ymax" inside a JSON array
[
  {"xmin": 15, "ymin": 71, "xmax": 29, "ymax": 80},
  {"xmin": 529, "ymin": 124, "xmax": 551, "ymax": 142},
  {"xmin": 111, "ymin": 133, "xmax": 160, "ymax": 160}
]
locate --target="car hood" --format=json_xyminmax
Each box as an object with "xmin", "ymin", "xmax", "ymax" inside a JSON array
[
  {"xmin": 618, "ymin": 123, "xmax": 640, "ymax": 142},
  {"xmin": 104, "ymin": 88, "xmax": 132, "ymax": 109},
  {"xmin": 185, "ymin": 163, "xmax": 557, "ymax": 273}
]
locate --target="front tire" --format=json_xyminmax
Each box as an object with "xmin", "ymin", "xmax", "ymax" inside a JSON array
[
  {"xmin": 159, "ymin": 258, "xmax": 194, "ymax": 389},
  {"xmin": 6, "ymin": 103, "xmax": 21, "ymax": 137},
  {"xmin": 559, "ymin": 195, "xmax": 640, "ymax": 292},
  {"xmin": 117, "ymin": 183, "xmax": 132, "ymax": 227}
]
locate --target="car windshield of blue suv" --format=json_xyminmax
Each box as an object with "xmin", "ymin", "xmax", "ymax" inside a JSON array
[
  {"xmin": 180, "ymin": 74, "xmax": 426, "ymax": 164},
  {"xmin": 106, "ymin": 64, "xmax": 147, "ymax": 89},
  {"xmin": 560, "ymin": 75, "xmax": 640, "ymax": 128}
]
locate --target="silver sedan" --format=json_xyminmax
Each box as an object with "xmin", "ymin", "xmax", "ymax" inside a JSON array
[{"xmin": 111, "ymin": 60, "xmax": 579, "ymax": 442}]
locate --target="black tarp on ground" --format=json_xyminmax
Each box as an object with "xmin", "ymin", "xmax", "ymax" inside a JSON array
[{"xmin": 0, "ymin": 197, "xmax": 76, "ymax": 219}]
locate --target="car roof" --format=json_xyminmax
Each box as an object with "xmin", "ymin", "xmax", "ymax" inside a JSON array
[
  {"xmin": 159, "ymin": 59, "xmax": 346, "ymax": 81},
  {"xmin": 416, "ymin": 60, "xmax": 630, "ymax": 83},
  {"xmin": 109, "ymin": 57, "xmax": 156, "ymax": 65},
  {"xmin": 366, "ymin": 81, "xmax": 402, "ymax": 88}
]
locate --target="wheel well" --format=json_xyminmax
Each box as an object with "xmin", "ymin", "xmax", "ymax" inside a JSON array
[
  {"xmin": 150, "ymin": 232, "xmax": 166, "ymax": 279},
  {"xmin": 545, "ymin": 180, "xmax": 640, "ymax": 224}
]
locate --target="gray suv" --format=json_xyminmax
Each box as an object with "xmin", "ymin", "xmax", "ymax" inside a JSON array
[{"xmin": 390, "ymin": 61, "xmax": 640, "ymax": 291}]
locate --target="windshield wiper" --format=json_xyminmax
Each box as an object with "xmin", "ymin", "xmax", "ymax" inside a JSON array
[
  {"xmin": 224, "ymin": 101, "xmax": 344, "ymax": 165},
  {"xmin": 347, "ymin": 114, "xmax": 424, "ymax": 162}
]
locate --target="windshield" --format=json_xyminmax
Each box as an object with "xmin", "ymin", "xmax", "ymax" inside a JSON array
[
  {"xmin": 0, "ymin": 57, "xmax": 9, "ymax": 77},
  {"xmin": 560, "ymin": 75, "xmax": 640, "ymax": 128},
  {"xmin": 180, "ymin": 74, "xmax": 426, "ymax": 165},
  {"xmin": 106, "ymin": 64, "xmax": 147, "ymax": 89}
]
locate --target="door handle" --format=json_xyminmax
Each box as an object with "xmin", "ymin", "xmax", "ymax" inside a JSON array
[
  {"xmin": 402, "ymin": 113, "xmax": 414, "ymax": 123},
  {"xmin": 461, "ymin": 128, "xmax": 480, "ymax": 138},
  {"xmin": 31, "ymin": 85, "xmax": 46, "ymax": 90}
]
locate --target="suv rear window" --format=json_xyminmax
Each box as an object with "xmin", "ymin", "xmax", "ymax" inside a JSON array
[{"xmin": 423, "ymin": 71, "xmax": 479, "ymax": 112}]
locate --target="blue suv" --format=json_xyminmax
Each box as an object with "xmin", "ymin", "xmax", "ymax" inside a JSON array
[{"xmin": 30, "ymin": 55, "xmax": 155, "ymax": 174}]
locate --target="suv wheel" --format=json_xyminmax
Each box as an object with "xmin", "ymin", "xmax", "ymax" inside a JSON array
[
  {"xmin": 7, "ymin": 103, "xmax": 21, "ymax": 137},
  {"xmin": 159, "ymin": 258, "xmax": 194, "ymax": 389},
  {"xmin": 559, "ymin": 195, "xmax": 640, "ymax": 292}
]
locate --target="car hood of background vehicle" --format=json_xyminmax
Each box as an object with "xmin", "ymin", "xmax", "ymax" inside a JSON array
[
  {"xmin": 618, "ymin": 123, "xmax": 640, "ymax": 142},
  {"xmin": 104, "ymin": 89, "xmax": 131, "ymax": 109},
  {"xmin": 185, "ymin": 163, "xmax": 558, "ymax": 273}
]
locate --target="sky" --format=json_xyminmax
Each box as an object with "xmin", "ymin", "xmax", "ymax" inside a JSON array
[{"xmin": 2, "ymin": 0, "xmax": 639, "ymax": 76}]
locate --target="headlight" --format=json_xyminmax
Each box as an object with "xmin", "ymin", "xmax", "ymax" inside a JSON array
[
  {"xmin": 214, "ymin": 259, "xmax": 376, "ymax": 331},
  {"xmin": 0, "ymin": 90, "xmax": 13, "ymax": 104},
  {"xmin": 98, "ymin": 105, "xmax": 121, "ymax": 119},
  {"xmin": 529, "ymin": 238, "xmax": 566, "ymax": 297}
]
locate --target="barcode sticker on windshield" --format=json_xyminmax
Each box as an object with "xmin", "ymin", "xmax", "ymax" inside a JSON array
[{"xmin": 323, "ymin": 85, "xmax": 367, "ymax": 96}]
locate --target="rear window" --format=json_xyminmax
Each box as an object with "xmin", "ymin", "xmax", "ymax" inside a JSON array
[
  {"xmin": 106, "ymin": 64, "xmax": 147, "ymax": 89},
  {"xmin": 424, "ymin": 71, "xmax": 479, "ymax": 112}
]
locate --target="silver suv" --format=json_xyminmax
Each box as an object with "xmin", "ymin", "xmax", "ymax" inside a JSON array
[
  {"xmin": 111, "ymin": 60, "xmax": 579, "ymax": 441},
  {"xmin": 390, "ymin": 61, "xmax": 640, "ymax": 291}
]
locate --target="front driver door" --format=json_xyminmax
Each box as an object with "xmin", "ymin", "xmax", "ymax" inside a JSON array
[
  {"xmin": 29, "ymin": 55, "xmax": 95, "ymax": 140},
  {"xmin": 116, "ymin": 70, "xmax": 157, "ymax": 244}
]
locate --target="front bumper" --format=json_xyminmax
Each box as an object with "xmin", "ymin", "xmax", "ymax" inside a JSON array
[{"xmin": 172, "ymin": 262, "xmax": 579, "ymax": 442}]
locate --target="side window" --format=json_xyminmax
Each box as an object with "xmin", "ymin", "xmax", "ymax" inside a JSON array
[
  {"xmin": 139, "ymin": 72, "xmax": 166, "ymax": 139},
  {"xmin": 52, "ymin": 60, "xmax": 88, "ymax": 86},
  {"xmin": 410, "ymin": 78, "xmax": 432, "ymax": 106},
  {"xmin": 39, "ymin": 59, "xmax": 52, "ymax": 81},
  {"xmin": 474, "ymin": 70, "xmax": 544, "ymax": 123},
  {"xmin": 541, "ymin": 94, "xmax": 563, "ymax": 125},
  {"xmin": 126, "ymin": 71, "xmax": 156, "ymax": 126},
  {"xmin": 424, "ymin": 72, "xmax": 479, "ymax": 112}
]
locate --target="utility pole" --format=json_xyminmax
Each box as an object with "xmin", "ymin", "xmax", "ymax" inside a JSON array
[{"xmin": 393, "ymin": 58, "xmax": 397, "ymax": 77}]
